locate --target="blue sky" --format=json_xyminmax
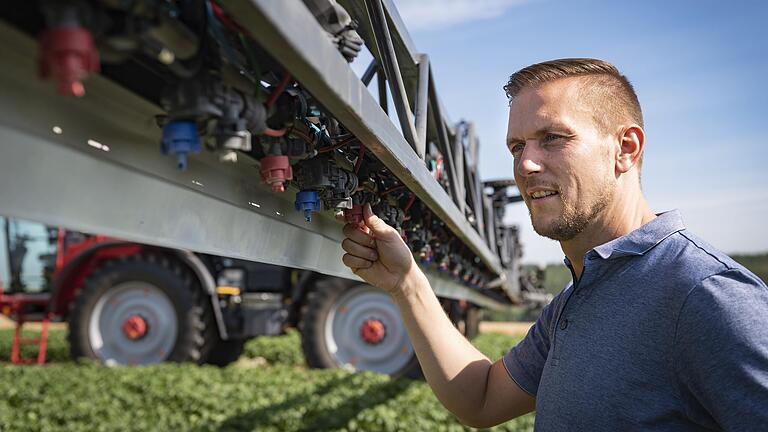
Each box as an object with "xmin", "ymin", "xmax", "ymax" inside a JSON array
[{"xmin": 380, "ymin": 0, "xmax": 768, "ymax": 264}]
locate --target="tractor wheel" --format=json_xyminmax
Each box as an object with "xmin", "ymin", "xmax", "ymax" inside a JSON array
[
  {"xmin": 204, "ymin": 338, "xmax": 246, "ymax": 367},
  {"xmin": 68, "ymin": 253, "xmax": 216, "ymax": 365},
  {"xmin": 299, "ymin": 279, "xmax": 422, "ymax": 379}
]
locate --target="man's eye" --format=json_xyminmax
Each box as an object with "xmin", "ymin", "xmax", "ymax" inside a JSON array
[
  {"xmin": 509, "ymin": 143, "xmax": 524, "ymax": 156},
  {"xmin": 542, "ymin": 133, "xmax": 563, "ymax": 143}
]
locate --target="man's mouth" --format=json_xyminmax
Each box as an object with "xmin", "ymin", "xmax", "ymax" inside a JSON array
[{"xmin": 529, "ymin": 190, "xmax": 558, "ymax": 200}]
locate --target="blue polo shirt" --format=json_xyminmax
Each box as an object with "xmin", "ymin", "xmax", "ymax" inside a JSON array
[{"xmin": 503, "ymin": 210, "xmax": 768, "ymax": 431}]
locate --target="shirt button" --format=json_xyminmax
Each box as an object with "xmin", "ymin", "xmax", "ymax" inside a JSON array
[{"xmin": 560, "ymin": 319, "xmax": 569, "ymax": 330}]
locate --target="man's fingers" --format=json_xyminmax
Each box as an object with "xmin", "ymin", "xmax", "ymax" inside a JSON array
[
  {"xmin": 363, "ymin": 203, "xmax": 397, "ymax": 239},
  {"xmin": 342, "ymin": 253, "xmax": 373, "ymax": 269},
  {"xmin": 342, "ymin": 238, "xmax": 379, "ymax": 262},
  {"xmin": 343, "ymin": 223, "xmax": 376, "ymax": 247}
]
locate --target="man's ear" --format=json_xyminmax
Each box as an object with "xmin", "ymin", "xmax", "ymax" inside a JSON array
[{"xmin": 616, "ymin": 125, "xmax": 645, "ymax": 174}]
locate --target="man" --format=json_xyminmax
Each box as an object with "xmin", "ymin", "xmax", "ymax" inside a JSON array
[{"xmin": 339, "ymin": 58, "xmax": 768, "ymax": 430}]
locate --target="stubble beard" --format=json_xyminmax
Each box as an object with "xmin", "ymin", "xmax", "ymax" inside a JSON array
[{"xmin": 530, "ymin": 181, "xmax": 615, "ymax": 241}]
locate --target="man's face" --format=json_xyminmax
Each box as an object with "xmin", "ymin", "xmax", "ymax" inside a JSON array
[{"xmin": 506, "ymin": 78, "xmax": 617, "ymax": 241}]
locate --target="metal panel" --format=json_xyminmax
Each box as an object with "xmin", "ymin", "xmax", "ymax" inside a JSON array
[
  {"xmin": 0, "ymin": 121, "xmax": 350, "ymax": 278},
  {"xmin": 423, "ymin": 269, "xmax": 506, "ymax": 310},
  {"xmin": 224, "ymin": 0, "xmax": 504, "ymax": 276},
  {"xmin": 0, "ymin": 126, "xmax": 507, "ymax": 310}
]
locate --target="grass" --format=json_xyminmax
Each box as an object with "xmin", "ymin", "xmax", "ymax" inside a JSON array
[
  {"xmin": 0, "ymin": 328, "xmax": 534, "ymax": 431},
  {"xmin": 0, "ymin": 327, "xmax": 70, "ymax": 363}
]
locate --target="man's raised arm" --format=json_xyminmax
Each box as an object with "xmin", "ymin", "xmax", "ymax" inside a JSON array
[{"xmin": 340, "ymin": 204, "xmax": 535, "ymax": 427}]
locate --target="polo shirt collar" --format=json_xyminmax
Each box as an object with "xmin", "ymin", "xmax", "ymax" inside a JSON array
[{"xmin": 592, "ymin": 210, "xmax": 685, "ymax": 260}]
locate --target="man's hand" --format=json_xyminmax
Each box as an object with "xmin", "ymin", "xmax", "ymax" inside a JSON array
[{"xmin": 341, "ymin": 203, "xmax": 422, "ymax": 295}]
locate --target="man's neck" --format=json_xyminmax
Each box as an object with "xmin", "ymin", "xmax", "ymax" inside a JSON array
[{"xmin": 561, "ymin": 193, "xmax": 656, "ymax": 280}]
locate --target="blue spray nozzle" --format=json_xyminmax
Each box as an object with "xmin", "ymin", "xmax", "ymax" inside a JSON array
[
  {"xmin": 294, "ymin": 190, "xmax": 321, "ymax": 222},
  {"xmin": 161, "ymin": 121, "xmax": 201, "ymax": 171}
]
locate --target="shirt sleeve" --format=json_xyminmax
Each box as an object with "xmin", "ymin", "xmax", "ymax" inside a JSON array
[
  {"xmin": 674, "ymin": 268, "xmax": 768, "ymax": 430},
  {"xmin": 502, "ymin": 291, "xmax": 561, "ymax": 396}
]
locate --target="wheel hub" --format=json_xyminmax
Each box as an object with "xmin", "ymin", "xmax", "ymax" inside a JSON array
[
  {"xmin": 360, "ymin": 318, "xmax": 386, "ymax": 344},
  {"xmin": 326, "ymin": 285, "xmax": 415, "ymax": 375},
  {"xmin": 122, "ymin": 315, "xmax": 149, "ymax": 341}
]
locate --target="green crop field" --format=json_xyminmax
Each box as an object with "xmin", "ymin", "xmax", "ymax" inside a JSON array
[
  {"xmin": 0, "ymin": 329, "xmax": 534, "ymax": 432},
  {"xmin": 10, "ymin": 254, "xmax": 762, "ymax": 431}
]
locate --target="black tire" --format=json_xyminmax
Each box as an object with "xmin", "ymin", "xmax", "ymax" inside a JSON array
[
  {"xmin": 299, "ymin": 279, "xmax": 423, "ymax": 379},
  {"xmin": 204, "ymin": 338, "xmax": 246, "ymax": 367},
  {"xmin": 464, "ymin": 306, "xmax": 481, "ymax": 340},
  {"xmin": 68, "ymin": 253, "xmax": 217, "ymax": 365}
]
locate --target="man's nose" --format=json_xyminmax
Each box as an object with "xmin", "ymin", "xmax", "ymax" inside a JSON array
[{"xmin": 517, "ymin": 143, "xmax": 543, "ymax": 177}]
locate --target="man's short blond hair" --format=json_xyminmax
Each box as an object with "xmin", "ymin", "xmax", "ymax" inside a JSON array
[{"xmin": 504, "ymin": 58, "xmax": 644, "ymax": 135}]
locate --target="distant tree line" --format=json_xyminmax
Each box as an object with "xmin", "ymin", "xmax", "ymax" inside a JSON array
[{"xmin": 730, "ymin": 253, "xmax": 768, "ymax": 284}]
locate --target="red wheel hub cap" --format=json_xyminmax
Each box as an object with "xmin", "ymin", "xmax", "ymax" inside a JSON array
[
  {"xmin": 122, "ymin": 315, "xmax": 148, "ymax": 341},
  {"xmin": 360, "ymin": 319, "xmax": 386, "ymax": 344}
]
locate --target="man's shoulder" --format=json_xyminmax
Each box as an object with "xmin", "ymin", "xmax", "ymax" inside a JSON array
[
  {"xmin": 670, "ymin": 241, "xmax": 768, "ymax": 431},
  {"xmin": 658, "ymin": 228, "xmax": 763, "ymax": 286},
  {"xmin": 654, "ymin": 229, "xmax": 767, "ymax": 312}
]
